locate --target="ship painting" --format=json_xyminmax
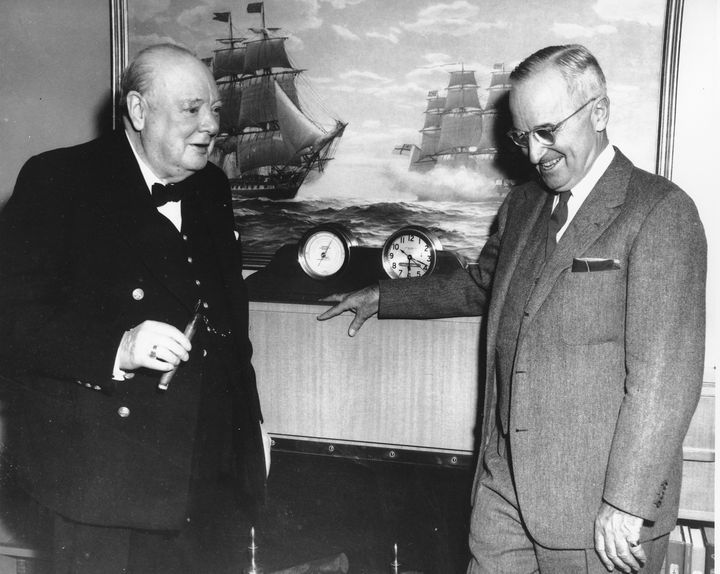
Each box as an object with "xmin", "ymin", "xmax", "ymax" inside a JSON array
[
  {"xmin": 402, "ymin": 63, "xmax": 523, "ymax": 192},
  {"xmin": 207, "ymin": 3, "xmax": 347, "ymax": 200}
]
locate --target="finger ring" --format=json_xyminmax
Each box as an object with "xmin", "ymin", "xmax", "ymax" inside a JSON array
[{"xmin": 149, "ymin": 344, "xmax": 158, "ymax": 359}]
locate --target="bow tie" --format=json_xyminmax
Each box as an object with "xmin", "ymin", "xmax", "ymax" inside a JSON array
[{"xmin": 151, "ymin": 182, "xmax": 186, "ymax": 207}]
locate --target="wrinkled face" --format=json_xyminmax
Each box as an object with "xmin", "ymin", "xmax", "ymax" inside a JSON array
[
  {"xmin": 509, "ymin": 67, "xmax": 608, "ymax": 191},
  {"xmin": 136, "ymin": 55, "xmax": 221, "ymax": 182}
]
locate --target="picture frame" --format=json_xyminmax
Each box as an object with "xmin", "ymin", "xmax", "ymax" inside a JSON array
[{"xmin": 111, "ymin": 0, "xmax": 683, "ymax": 268}]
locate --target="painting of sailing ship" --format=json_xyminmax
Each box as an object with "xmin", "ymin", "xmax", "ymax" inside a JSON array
[
  {"xmin": 122, "ymin": 0, "xmax": 668, "ymax": 264},
  {"xmin": 207, "ymin": 6, "xmax": 346, "ymax": 200}
]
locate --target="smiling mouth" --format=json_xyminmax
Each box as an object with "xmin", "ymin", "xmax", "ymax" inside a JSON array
[{"xmin": 538, "ymin": 157, "xmax": 562, "ymax": 172}]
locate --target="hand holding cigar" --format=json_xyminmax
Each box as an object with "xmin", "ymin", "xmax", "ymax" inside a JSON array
[{"xmin": 158, "ymin": 300, "xmax": 203, "ymax": 391}]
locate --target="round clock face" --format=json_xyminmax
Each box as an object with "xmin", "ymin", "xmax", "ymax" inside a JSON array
[
  {"xmin": 297, "ymin": 225, "xmax": 356, "ymax": 280},
  {"xmin": 382, "ymin": 226, "xmax": 442, "ymax": 279}
]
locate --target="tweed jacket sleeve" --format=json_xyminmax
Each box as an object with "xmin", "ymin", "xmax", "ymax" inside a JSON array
[{"xmin": 603, "ymin": 177, "xmax": 706, "ymax": 521}]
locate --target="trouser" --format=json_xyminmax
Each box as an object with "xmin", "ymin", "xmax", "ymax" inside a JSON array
[{"xmin": 466, "ymin": 428, "xmax": 669, "ymax": 574}]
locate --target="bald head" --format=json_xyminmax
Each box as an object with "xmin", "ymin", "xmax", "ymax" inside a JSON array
[
  {"xmin": 121, "ymin": 43, "xmax": 221, "ymax": 183},
  {"xmin": 120, "ymin": 44, "xmax": 200, "ymax": 118}
]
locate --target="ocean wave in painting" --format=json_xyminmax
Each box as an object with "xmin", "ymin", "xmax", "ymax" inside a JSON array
[{"xmin": 233, "ymin": 160, "xmax": 507, "ymax": 263}]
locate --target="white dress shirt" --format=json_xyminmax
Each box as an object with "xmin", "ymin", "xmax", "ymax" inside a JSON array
[
  {"xmin": 126, "ymin": 132, "xmax": 183, "ymax": 232},
  {"xmin": 554, "ymin": 143, "xmax": 615, "ymax": 240}
]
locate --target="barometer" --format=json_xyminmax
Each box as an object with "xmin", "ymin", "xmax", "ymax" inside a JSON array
[{"xmin": 297, "ymin": 224, "xmax": 357, "ymax": 280}]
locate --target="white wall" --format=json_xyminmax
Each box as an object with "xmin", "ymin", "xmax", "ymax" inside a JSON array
[{"xmin": 672, "ymin": 0, "xmax": 719, "ymax": 383}]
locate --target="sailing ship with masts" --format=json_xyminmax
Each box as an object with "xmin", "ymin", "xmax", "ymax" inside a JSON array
[
  {"xmin": 207, "ymin": 2, "xmax": 347, "ymax": 200},
  {"xmin": 404, "ymin": 63, "xmax": 520, "ymax": 192}
]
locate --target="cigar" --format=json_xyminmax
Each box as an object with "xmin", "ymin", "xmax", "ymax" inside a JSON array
[{"xmin": 158, "ymin": 301, "xmax": 202, "ymax": 391}]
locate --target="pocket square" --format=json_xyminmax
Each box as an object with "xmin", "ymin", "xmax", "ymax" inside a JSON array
[{"xmin": 571, "ymin": 257, "xmax": 620, "ymax": 272}]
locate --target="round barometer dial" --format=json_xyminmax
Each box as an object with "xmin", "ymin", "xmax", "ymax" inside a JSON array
[{"xmin": 297, "ymin": 224, "xmax": 357, "ymax": 280}]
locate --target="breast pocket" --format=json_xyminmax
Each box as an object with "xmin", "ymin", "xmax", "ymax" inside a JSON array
[{"xmin": 559, "ymin": 268, "xmax": 626, "ymax": 345}]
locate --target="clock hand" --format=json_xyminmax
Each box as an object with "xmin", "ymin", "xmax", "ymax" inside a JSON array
[
  {"xmin": 399, "ymin": 249, "xmax": 415, "ymax": 276},
  {"xmin": 409, "ymin": 258, "xmax": 428, "ymax": 270},
  {"xmin": 401, "ymin": 250, "xmax": 428, "ymax": 270}
]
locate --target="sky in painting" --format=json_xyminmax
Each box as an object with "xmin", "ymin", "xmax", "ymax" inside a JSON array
[{"xmin": 128, "ymin": 0, "xmax": 667, "ymax": 200}]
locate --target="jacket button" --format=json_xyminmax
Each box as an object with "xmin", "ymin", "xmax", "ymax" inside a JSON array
[
  {"xmin": 117, "ymin": 406, "xmax": 130, "ymax": 418},
  {"xmin": 132, "ymin": 288, "xmax": 144, "ymax": 301}
]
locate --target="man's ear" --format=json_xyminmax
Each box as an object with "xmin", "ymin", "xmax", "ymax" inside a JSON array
[
  {"xmin": 126, "ymin": 91, "xmax": 147, "ymax": 131},
  {"xmin": 592, "ymin": 95, "xmax": 610, "ymax": 132}
]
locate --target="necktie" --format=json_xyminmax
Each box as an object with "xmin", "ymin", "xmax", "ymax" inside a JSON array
[
  {"xmin": 546, "ymin": 190, "xmax": 571, "ymax": 258},
  {"xmin": 151, "ymin": 182, "xmax": 185, "ymax": 207}
]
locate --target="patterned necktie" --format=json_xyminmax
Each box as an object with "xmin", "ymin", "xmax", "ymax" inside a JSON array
[
  {"xmin": 151, "ymin": 182, "xmax": 185, "ymax": 207},
  {"xmin": 546, "ymin": 190, "xmax": 571, "ymax": 258}
]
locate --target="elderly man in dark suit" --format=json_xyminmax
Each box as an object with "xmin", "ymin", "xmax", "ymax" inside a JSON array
[
  {"xmin": 0, "ymin": 43, "xmax": 268, "ymax": 573},
  {"xmin": 319, "ymin": 44, "xmax": 706, "ymax": 573}
]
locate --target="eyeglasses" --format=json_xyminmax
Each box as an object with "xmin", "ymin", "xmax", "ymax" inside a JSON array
[{"xmin": 507, "ymin": 97, "xmax": 599, "ymax": 148}]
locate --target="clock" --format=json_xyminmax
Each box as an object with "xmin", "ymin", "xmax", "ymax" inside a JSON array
[
  {"xmin": 297, "ymin": 224, "xmax": 357, "ymax": 280},
  {"xmin": 381, "ymin": 226, "xmax": 442, "ymax": 279}
]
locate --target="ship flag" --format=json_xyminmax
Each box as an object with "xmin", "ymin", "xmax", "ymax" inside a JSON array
[
  {"xmin": 213, "ymin": 11, "xmax": 231, "ymax": 22},
  {"xmin": 247, "ymin": 2, "xmax": 263, "ymax": 13},
  {"xmin": 393, "ymin": 143, "xmax": 414, "ymax": 155}
]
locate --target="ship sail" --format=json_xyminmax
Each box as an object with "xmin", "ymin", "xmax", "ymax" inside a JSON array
[
  {"xmin": 274, "ymin": 81, "xmax": 326, "ymax": 153},
  {"xmin": 436, "ymin": 68, "xmax": 482, "ymax": 165},
  {"xmin": 476, "ymin": 65, "xmax": 512, "ymax": 153},
  {"xmin": 208, "ymin": 4, "xmax": 346, "ymax": 200},
  {"xmin": 213, "ymin": 46, "xmax": 246, "ymax": 79}
]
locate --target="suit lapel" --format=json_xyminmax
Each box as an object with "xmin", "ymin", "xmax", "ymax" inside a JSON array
[
  {"xmin": 524, "ymin": 149, "xmax": 632, "ymax": 318},
  {"xmin": 98, "ymin": 133, "xmax": 198, "ymax": 312},
  {"xmin": 487, "ymin": 184, "xmax": 550, "ymax": 346}
]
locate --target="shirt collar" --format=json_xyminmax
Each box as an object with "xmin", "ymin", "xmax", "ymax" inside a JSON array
[{"xmin": 569, "ymin": 143, "xmax": 615, "ymax": 202}]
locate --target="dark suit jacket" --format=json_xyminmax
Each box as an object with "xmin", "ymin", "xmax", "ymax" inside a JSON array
[
  {"xmin": 378, "ymin": 149, "xmax": 706, "ymax": 548},
  {"xmin": 0, "ymin": 131, "xmax": 264, "ymax": 530}
]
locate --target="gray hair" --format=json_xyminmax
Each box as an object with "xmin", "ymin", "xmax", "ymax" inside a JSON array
[
  {"xmin": 510, "ymin": 44, "xmax": 607, "ymax": 104},
  {"xmin": 119, "ymin": 43, "xmax": 196, "ymax": 116}
]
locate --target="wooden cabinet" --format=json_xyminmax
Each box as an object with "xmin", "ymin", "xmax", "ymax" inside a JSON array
[{"xmin": 250, "ymin": 301, "xmax": 715, "ymax": 520}]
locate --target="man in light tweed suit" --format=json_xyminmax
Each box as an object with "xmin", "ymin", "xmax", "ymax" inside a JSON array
[{"xmin": 319, "ymin": 45, "xmax": 706, "ymax": 573}]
